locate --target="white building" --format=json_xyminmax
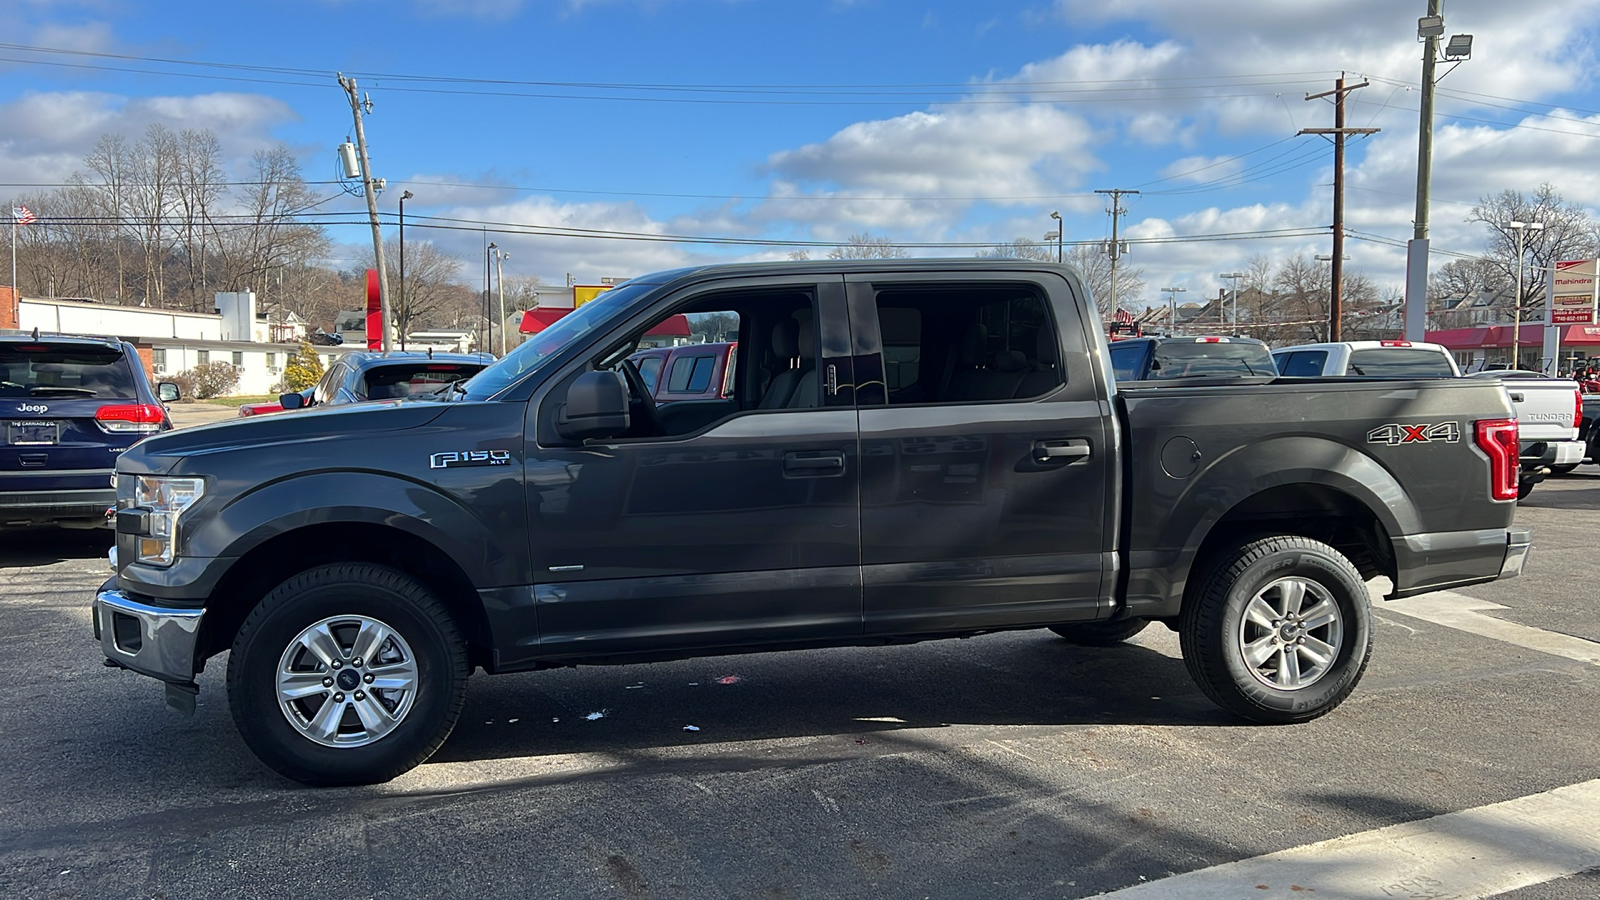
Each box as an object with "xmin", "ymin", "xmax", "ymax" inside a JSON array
[{"xmin": 16, "ymin": 292, "xmax": 361, "ymax": 396}]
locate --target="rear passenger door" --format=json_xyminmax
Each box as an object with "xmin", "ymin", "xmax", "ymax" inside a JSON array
[{"xmin": 844, "ymin": 270, "xmax": 1114, "ymax": 634}]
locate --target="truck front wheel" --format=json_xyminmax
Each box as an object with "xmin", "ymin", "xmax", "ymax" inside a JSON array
[
  {"xmin": 226, "ymin": 563, "xmax": 469, "ymax": 786},
  {"xmin": 1179, "ymin": 536, "xmax": 1370, "ymax": 724}
]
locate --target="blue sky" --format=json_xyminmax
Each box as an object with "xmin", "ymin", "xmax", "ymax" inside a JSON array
[{"xmin": 5, "ymin": 0, "xmax": 1600, "ymax": 306}]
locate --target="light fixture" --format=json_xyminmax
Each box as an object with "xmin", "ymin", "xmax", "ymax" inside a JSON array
[
  {"xmin": 1417, "ymin": 15, "xmax": 1445, "ymax": 39},
  {"xmin": 1444, "ymin": 34, "xmax": 1473, "ymax": 60}
]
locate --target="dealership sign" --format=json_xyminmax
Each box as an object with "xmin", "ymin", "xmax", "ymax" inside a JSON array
[{"xmin": 1550, "ymin": 259, "xmax": 1598, "ymax": 324}]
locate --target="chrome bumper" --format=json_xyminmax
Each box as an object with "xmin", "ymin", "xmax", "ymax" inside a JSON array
[
  {"xmin": 1499, "ymin": 527, "xmax": 1533, "ymax": 580},
  {"xmin": 94, "ymin": 588, "xmax": 204, "ymax": 686}
]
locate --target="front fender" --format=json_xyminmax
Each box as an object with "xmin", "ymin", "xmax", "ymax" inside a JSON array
[{"xmin": 118, "ymin": 469, "xmax": 526, "ymax": 600}]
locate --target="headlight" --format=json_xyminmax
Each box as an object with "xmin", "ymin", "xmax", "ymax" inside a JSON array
[{"xmin": 132, "ymin": 476, "xmax": 205, "ymax": 566}]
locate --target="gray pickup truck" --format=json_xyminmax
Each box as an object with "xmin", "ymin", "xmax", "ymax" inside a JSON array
[{"xmin": 94, "ymin": 260, "xmax": 1530, "ymax": 785}]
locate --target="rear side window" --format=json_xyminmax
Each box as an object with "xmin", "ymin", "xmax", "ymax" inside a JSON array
[
  {"xmin": 1347, "ymin": 348, "xmax": 1455, "ymax": 377},
  {"xmin": 866, "ymin": 283, "xmax": 1063, "ymax": 405},
  {"xmin": 667, "ymin": 355, "xmax": 716, "ymax": 394},
  {"xmin": 1276, "ymin": 350, "xmax": 1328, "ymax": 377},
  {"xmin": 0, "ymin": 344, "xmax": 138, "ymax": 399}
]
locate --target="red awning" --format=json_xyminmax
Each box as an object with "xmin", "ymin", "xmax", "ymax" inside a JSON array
[
  {"xmin": 1427, "ymin": 324, "xmax": 1600, "ymax": 349},
  {"xmin": 518, "ymin": 308, "xmax": 693, "ymax": 337},
  {"xmin": 518, "ymin": 308, "xmax": 569, "ymax": 334}
]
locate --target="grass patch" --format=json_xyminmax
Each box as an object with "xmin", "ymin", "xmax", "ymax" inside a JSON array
[{"xmin": 196, "ymin": 394, "xmax": 279, "ymax": 407}]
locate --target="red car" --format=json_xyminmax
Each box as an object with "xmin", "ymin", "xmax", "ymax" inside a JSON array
[
  {"xmin": 238, "ymin": 388, "xmax": 311, "ymax": 417},
  {"xmin": 627, "ymin": 342, "xmax": 737, "ymax": 404}
]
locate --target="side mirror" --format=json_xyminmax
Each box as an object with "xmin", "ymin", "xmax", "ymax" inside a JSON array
[
  {"xmin": 156, "ymin": 382, "xmax": 180, "ymax": 403},
  {"xmin": 556, "ymin": 371, "xmax": 630, "ymax": 441},
  {"xmin": 279, "ymin": 391, "xmax": 306, "ymax": 410}
]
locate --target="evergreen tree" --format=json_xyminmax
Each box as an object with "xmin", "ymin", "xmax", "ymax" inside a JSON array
[{"xmin": 283, "ymin": 342, "xmax": 324, "ymax": 391}]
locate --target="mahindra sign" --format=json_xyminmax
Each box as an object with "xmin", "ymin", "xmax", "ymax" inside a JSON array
[{"xmin": 1550, "ymin": 259, "xmax": 1598, "ymax": 324}]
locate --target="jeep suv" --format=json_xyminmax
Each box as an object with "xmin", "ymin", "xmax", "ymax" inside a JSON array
[{"xmin": 1, "ymin": 333, "xmax": 178, "ymax": 529}]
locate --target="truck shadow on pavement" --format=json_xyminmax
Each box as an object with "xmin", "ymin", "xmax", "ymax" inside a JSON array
[
  {"xmin": 428, "ymin": 631, "xmax": 1240, "ymax": 768},
  {"xmin": 1521, "ymin": 475, "xmax": 1600, "ymax": 510},
  {"xmin": 0, "ymin": 528, "xmax": 113, "ymax": 568}
]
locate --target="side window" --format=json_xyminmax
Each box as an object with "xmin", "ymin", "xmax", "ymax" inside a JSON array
[
  {"xmin": 314, "ymin": 364, "xmax": 345, "ymax": 405},
  {"xmin": 867, "ymin": 284, "xmax": 1063, "ymax": 406},
  {"xmin": 1109, "ymin": 343, "xmax": 1145, "ymax": 381},
  {"xmin": 1278, "ymin": 351, "xmax": 1327, "ymax": 377},
  {"xmin": 635, "ymin": 356, "xmax": 663, "ymax": 392}
]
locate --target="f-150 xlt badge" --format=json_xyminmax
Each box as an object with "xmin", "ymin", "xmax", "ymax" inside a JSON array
[
  {"xmin": 429, "ymin": 449, "xmax": 513, "ymax": 469},
  {"xmin": 1367, "ymin": 422, "xmax": 1461, "ymax": 445}
]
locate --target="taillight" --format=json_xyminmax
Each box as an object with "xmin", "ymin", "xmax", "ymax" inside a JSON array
[
  {"xmin": 1573, "ymin": 388, "xmax": 1583, "ymax": 429},
  {"xmin": 95, "ymin": 403, "xmax": 165, "ymax": 434},
  {"xmin": 1475, "ymin": 419, "xmax": 1519, "ymax": 502}
]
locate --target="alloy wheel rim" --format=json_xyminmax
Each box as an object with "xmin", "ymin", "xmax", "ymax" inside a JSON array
[
  {"xmin": 1235, "ymin": 576, "xmax": 1343, "ymax": 690},
  {"xmin": 276, "ymin": 614, "xmax": 419, "ymax": 748}
]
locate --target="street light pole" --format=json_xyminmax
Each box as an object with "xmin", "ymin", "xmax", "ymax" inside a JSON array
[
  {"xmin": 398, "ymin": 190, "xmax": 412, "ymax": 350},
  {"xmin": 493, "ymin": 247, "xmax": 509, "ymax": 357},
  {"xmin": 1164, "ymin": 283, "xmax": 1190, "ymax": 333},
  {"xmin": 1049, "ymin": 211, "xmax": 1062, "ymax": 264},
  {"xmin": 1509, "ymin": 220, "xmax": 1545, "ymax": 369}
]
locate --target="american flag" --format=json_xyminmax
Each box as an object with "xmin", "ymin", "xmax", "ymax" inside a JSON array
[
  {"xmin": 1113, "ymin": 308, "xmax": 1134, "ymax": 324},
  {"xmin": 12, "ymin": 206, "xmax": 35, "ymax": 226}
]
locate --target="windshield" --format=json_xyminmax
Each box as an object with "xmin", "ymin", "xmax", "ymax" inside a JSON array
[
  {"xmin": 1148, "ymin": 341, "xmax": 1276, "ymax": 379},
  {"xmin": 457, "ymin": 282, "xmax": 657, "ymax": 400}
]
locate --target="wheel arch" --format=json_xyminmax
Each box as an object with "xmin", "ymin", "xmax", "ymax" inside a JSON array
[
  {"xmin": 196, "ymin": 521, "xmax": 495, "ymax": 672},
  {"xmin": 1127, "ymin": 437, "xmax": 1409, "ymax": 620}
]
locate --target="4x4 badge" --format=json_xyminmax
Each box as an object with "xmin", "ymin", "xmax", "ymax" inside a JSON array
[{"xmin": 1367, "ymin": 422, "xmax": 1461, "ymax": 445}]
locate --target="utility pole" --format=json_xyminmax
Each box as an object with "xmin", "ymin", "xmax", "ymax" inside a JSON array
[
  {"xmin": 1095, "ymin": 189, "xmax": 1138, "ymax": 310},
  {"xmin": 493, "ymin": 246, "xmax": 509, "ymax": 356},
  {"xmin": 1301, "ymin": 74, "xmax": 1377, "ymax": 342},
  {"xmin": 1406, "ymin": 0, "xmax": 1444, "ymax": 341},
  {"xmin": 337, "ymin": 73, "xmax": 392, "ymax": 352}
]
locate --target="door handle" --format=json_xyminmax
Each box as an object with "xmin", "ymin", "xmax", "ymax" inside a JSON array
[
  {"xmin": 783, "ymin": 450, "xmax": 845, "ymax": 475},
  {"xmin": 1033, "ymin": 440, "xmax": 1091, "ymax": 462}
]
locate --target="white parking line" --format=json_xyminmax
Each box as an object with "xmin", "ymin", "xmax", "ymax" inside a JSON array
[
  {"xmin": 1094, "ymin": 779, "xmax": 1600, "ymax": 899},
  {"xmin": 1375, "ymin": 590, "xmax": 1600, "ymax": 667}
]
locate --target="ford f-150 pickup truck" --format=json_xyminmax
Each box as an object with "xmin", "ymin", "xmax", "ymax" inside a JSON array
[{"xmin": 93, "ymin": 260, "xmax": 1531, "ymax": 786}]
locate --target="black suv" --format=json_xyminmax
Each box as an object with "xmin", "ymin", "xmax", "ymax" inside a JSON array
[
  {"xmin": 281, "ymin": 350, "xmax": 495, "ymax": 410},
  {"xmin": 1, "ymin": 333, "xmax": 178, "ymax": 529}
]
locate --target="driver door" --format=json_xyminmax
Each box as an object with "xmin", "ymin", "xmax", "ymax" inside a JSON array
[{"xmin": 518, "ymin": 275, "xmax": 862, "ymax": 663}]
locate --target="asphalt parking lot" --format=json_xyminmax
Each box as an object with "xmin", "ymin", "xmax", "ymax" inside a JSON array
[{"xmin": 1, "ymin": 430, "xmax": 1597, "ymax": 898}]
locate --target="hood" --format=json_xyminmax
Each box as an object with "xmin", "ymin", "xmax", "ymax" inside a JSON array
[{"xmin": 116, "ymin": 400, "xmax": 453, "ymax": 476}]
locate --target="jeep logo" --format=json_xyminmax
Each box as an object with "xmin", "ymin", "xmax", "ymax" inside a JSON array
[{"xmin": 18, "ymin": 403, "xmax": 48, "ymax": 414}]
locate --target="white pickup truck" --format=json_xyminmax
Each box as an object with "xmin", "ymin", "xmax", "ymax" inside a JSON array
[
  {"xmin": 1272, "ymin": 340, "xmax": 1460, "ymax": 378},
  {"xmin": 1463, "ymin": 371, "xmax": 1583, "ymax": 499},
  {"xmin": 1274, "ymin": 342, "xmax": 1580, "ymax": 500}
]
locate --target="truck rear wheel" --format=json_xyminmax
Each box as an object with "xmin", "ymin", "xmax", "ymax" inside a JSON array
[
  {"xmin": 1049, "ymin": 618, "xmax": 1149, "ymax": 646},
  {"xmin": 226, "ymin": 563, "xmax": 468, "ymax": 786},
  {"xmin": 1179, "ymin": 536, "xmax": 1370, "ymax": 724}
]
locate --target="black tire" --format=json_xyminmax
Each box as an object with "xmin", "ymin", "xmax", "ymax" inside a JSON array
[
  {"xmin": 1179, "ymin": 536, "xmax": 1371, "ymax": 724},
  {"xmin": 227, "ymin": 563, "xmax": 468, "ymax": 786},
  {"xmin": 1049, "ymin": 618, "xmax": 1150, "ymax": 646},
  {"xmin": 1550, "ymin": 464, "xmax": 1578, "ymax": 476},
  {"xmin": 1517, "ymin": 478, "xmax": 1536, "ymax": 501}
]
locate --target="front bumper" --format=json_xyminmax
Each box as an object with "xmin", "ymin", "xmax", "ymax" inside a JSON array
[{"xmin": 93, "ymin": 584, "xmax": 204, "ymax": 687}]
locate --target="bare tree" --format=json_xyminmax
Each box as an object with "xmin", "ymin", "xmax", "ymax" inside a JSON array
[
  {"xmin": 826, "ymin": 233, "xmax": 908, "ymax": 259},
  {"xmin": 216, "ymin": 146, "xmax": 327, "ymax": 308},
  {"xmin": 384, "ymin": 237, "xmax": 465, "ymax": 340},
  {"xmin": 1471, "ymin": 184, "xmax": 1598, "ymax": 324},
  {"xmin": 1065, "ymin": 242, "xmax": 1145, "ymax": 316},
  {"xmin": 173, "ymin": 129, "xmax": 225, "ymax": 311},
  {"xmin": 979, "ymin": 238, "xmax": 1053, "ymax": 262}
]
